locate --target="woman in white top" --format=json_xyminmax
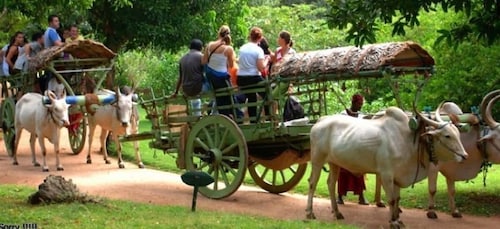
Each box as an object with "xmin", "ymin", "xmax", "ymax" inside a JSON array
[
  {"xmin": 202, "ymin": 25, "xmax": 236, "ymax": 117},
  {"xmin": 237, "ymin": 27, "xmax": 271, "ymax": 123}
]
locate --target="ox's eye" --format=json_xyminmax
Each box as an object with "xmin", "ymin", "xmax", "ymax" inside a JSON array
[{"xmin": 444, "ymin": 135, "xmax": 451, "ymax": 139}]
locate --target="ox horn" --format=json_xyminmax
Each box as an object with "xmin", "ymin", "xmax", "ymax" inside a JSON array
[
  {"xmin": 115, "ymin": 87, "xmax": 121, "ymax": 102},
  {"xmin": 484, "ymin": 94, "xmax": 500, "ymax": 128},
  {"xmin": 480, "ymin": 90, "xmax": 500, "ymax": 123},
  {"xmin": 435, "ymin": 101, "xmax": 445, "ymax": 123},
  {"xmin": 413, "ymin": 100, "xmax": 441, "ymax": 128}
]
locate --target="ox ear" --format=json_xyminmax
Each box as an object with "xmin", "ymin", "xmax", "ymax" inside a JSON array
[
  {"xmin": 448, "ymin": 113, "xmax": 460, "ymax": 125},
  {"xmin": 478, "ymin": 133, "xmax": 495, "ymax": 143},
  {"xmin": 47, "ymin": 90, "xmax": 57, "ymax": 101},
  {"xmin": 61, "ymin": 89, "xmax": 67, "ymax": 99}
]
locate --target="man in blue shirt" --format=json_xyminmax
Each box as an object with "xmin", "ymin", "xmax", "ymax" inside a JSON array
[{"xmin": 44, "ymin": 15, "xmax": 63, "ymax": 48}]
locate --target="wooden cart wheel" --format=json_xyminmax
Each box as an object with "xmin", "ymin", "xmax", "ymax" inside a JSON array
[
  {"xmin": 68, "ymin": 112, "xmax": 87, "ymax": 155},
  {"xmin": 185, "ymin": 115, "xmax": 248, "ymax": 199},
  {"xmin": 248, "ymin": 160, "xmax": 307, "ymax": 194},
  {"xmin": 1, "ymin": 98, "xmax": 16, "ymax": 157}
]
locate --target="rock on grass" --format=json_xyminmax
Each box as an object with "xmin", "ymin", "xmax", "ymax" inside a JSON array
[{"xmin": 28, "ymin": 175, "xmax": 100, "ymax": 204}]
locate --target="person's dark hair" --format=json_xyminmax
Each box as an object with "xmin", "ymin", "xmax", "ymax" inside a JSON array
[
  {"xmin": 249, "ymin": 27, "xmax": 263, "ymax": 42},
  {"xmin": 31, "ymin": 32, "xmax": 44, "ymax": 42},
  {"xmin": 279, "ymin": 30, "xmax": 293, "ymax": 47},
  {"xmin": 189, "ymin": 39, "xmax": 203, "ymax": 51},
  {"xmin": 258, "ymin": 37, "xmax": 270, "ymax": 55},
  {"xmin": 9, "ymin": 31, "xmax": 24, "ymax": 46},
  {"xmin": 48, "ymin": 14, "xmax": 59, "ymax": 23},
  {"xmin": 6, "ymin": 31, "xmax": 24, "ymax": 56}
]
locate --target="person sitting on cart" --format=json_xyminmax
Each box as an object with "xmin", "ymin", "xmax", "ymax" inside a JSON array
[
  {"xmin": 236, "ymin": 27, "xmax": 271, "ymax": 123},
  {"xmin": 172, "ymin": 39, "xmax": 205, "ymax": 116},
  {"xmin": 337, "ymin": 93, "xmax": 369, "ymax": 205},
  {"xmin": 66, "ymin": 25, "xmax": 84, "ymax": 43}
]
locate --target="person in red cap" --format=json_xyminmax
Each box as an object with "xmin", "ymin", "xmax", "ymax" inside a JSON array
[{"xmin": 337, "ymin": 93, "xmax": 369, "ymax": 205}]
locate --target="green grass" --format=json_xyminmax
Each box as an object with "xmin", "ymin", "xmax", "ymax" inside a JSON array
[
  {"xmin": 0, "ymin": 185, "xmax": 355, "ymax": 229},
  {"xmin": 115, "ymin": 108, "xmax": 500, "ymax": 217}
]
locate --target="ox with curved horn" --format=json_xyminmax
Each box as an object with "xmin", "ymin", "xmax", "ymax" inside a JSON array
[
  {"xmin": 480, "ymin": 89, "xmax": 500, "ymax": 125},
  {"xmin": 479, "ymin": 93, "xmax": 500, "ymax": 142}
]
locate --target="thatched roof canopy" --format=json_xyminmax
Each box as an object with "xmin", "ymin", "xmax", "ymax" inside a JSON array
[
  {"xmin": 29, "ymin": 39, "xmax": 116, "ymax": 71},
  {"xmin": 270, "ymin": 41, "xmax": 435, "ymax": 78}
]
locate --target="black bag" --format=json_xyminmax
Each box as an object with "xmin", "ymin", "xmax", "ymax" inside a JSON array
[{"xmin": 283, "ymin": 96, "xmax": 305, "ymax": 121}]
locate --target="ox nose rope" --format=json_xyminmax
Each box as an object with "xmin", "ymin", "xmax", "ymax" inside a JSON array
[{"xmin": 436, "ymin": 138, "xmax": 467, "ymax": 160}]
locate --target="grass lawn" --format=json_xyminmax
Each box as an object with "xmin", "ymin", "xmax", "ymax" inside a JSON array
[
  {"xmin": 0, "ymin": 185, "xmax": 355, "ymax": 229},
  {"xmin": 114, "ymin": 107, "xmax": 500, "ymax": 217}
]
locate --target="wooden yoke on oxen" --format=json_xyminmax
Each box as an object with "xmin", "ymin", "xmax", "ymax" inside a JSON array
[{"xmin": 42, "ymin": 94, "xmax": 139, "ymax": 115}]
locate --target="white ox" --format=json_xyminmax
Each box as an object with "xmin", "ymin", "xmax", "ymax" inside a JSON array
[
  {"xmin": 13, "ymin": 91, "xmax": 70, "ymax": 172},
  {"xmin": 423, "ymin": 91, "xmax": 500, "ymax": 218},
  {"xmin": 86, "ymin": 87, "xmax": 143, "ymax": 169},
  {"xmin": 306, "ymin": 106, "xmax": 468, "ymax": 229}
]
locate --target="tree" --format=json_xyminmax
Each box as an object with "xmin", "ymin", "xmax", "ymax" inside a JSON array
[
  {"xmin": 325, "ymin": 0, "xmax": 500, "ymax": 47},
  {"xmin": 0, "ymin": 0, "xmax": 128, "ymax": 42},
  {"xmin": 88, "ymin": 0, "xmax": 249, "ymax": 52}
]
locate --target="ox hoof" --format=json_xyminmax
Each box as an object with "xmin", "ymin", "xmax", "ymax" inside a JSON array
[
  {"xmin": 13, "ymin": 161, "xmax": 19, "ymax": 166},
  {"xmin": 118, "ymin": 163, "xmax": 125, "ymax": 169},
  {"xmin": 399, "ymin": 207, "xmax": 403, "ymax": 213},
  {"xmin": 306, "ymin": 213, "xmax": 316, "ymax": 220},
  {"xmin": 33, "ymin": 162, "xmax": 40, "ymax": 167},
  {"xmin": 452, "ymin": 212, "xmax": 462, "ymax": 218},
  {"xmin": 335, "ymin": 212, "xmax": 344, "ymax": 220},
  {"xmin": 105, "ymin": 160, "xmax": 111, "ymax": 164},
  {"xmin": 138, "ymin": 163, "xmax": 145, "ymax": 169},
  {"xmin": 376, "ymin": 202, "xmax": 386, "ymax": 208},
  {"xmin": 86, "ymin": 159, "xmax": 92, "ymax": 164},
  {"xmin": 426, "ymin": 211, "xmax": 438, "ymax": 219},
  {"xmin": 42, "ymin": 168, "xmax": 49, "ymax": 172},
  {"xmin": 57, "ymin": 167, "xmax": 64, "ymax": 171}
]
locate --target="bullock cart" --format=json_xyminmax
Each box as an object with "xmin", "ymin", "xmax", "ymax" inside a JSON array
[
  {"xmin": 0, "ymin": 40, "xmax": 116, "ymax": 157},
  {"xmin": 122, "ymin": 41, "xmax": 436, "ymax": 199}
]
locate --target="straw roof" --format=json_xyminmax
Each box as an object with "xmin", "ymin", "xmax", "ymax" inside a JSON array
[
  {"xmin": 28, "ymin": 39, "xmax": 116, "ymax": 71},
  {"xmin": 270, "ymin": 41, "xmax": 435, "ymax": 78}
]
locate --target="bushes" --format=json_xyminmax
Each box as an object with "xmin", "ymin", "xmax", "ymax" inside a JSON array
[{"xmin": 115, "ymin": 47, "xmax": 184, "ymax": 93}]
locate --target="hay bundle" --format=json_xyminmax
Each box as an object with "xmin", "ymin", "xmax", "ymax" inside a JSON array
[
  {"xmin": 271, "ymin": 41, "xmax": 434, "ymax": 77},
  {"xmin": 28, "ymin": 39, "xmax": 116, "ymax": 72}
]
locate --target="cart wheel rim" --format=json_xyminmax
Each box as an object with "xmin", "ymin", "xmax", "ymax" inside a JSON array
[
  {"xmin": 68, "ymin": 112, "xmax": 87, "ymax": 155},
  {"xmin": 248, "ymin": 161, "xmax": 307, "ymax": 194},
  {"xmin": 185, "ymin": 115, "xmax": 248, "ymax": 199},
  {"xmin": 2, "ymin": 98, "xmax": 16, "ymax": 157}
]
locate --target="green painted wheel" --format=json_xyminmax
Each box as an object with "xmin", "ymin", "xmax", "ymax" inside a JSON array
[
  {"xmin": 68, "ymin": 111, "xmax": 87, "ymax": 155},
  {"xmin": 248, "ymin": 160, "xmax": 307, "ymax": 194},
  {"xmin": 1, "ymin": 98, "xmax": 16, "ymax": 157},
  {"xmin": 185, "ymin": 115, "xmax": 248, "ymax": 199}
]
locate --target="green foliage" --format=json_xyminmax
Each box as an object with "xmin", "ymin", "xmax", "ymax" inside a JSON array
[
  {"xmin": 89, "ymin": 0, "xmax": 250, "ymax": 51},
  {"xmin": 246, "ymin": 4, "xmax": 349, "ymax": 52},
  {"xmin": 0, "ymin": 185, "xmax": 353, "ymax": 229},
  {"xmin": 325, "ymin": 0, "xmax": 500, "ymax": 47},
  {"xmin": 115, "ymin": 47, "xmax": 184, "ymax": 92}
]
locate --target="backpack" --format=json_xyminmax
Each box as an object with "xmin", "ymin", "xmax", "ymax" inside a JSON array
[{"xmin": 283, "ymin": 96, "xmax": 305, "ymax": 121}]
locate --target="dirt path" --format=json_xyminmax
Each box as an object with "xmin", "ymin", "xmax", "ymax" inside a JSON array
[{"xmin": 1, "ymin": 129, "xmax": 499, "ymax": 229}]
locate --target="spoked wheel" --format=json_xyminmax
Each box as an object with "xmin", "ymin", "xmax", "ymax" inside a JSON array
[
  {"xmin": 68, "ymin": 111, "xmax": 87, "ymax": 155},
  {"xmin": 248, "ymin": 159, "xmax": 307, "ymax": 194},
  {"xmin": 185, "ymin": 115, "xmax": 248, "ymax": 199},
  {"xmin": 1, "ymin": 98, "xmax": 16, "ymax": 157}
]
